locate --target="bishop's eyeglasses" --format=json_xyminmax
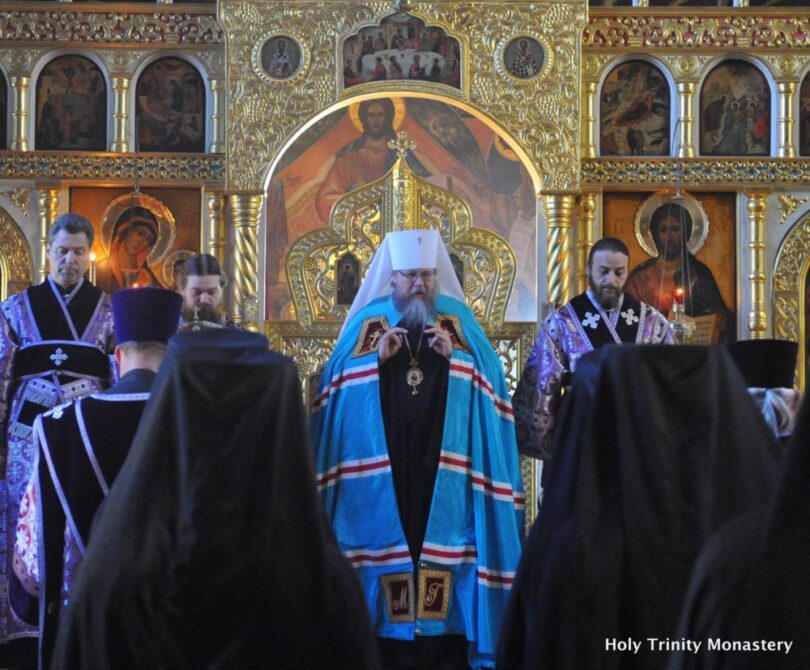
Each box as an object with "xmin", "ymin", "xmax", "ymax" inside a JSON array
[{"xmin": 398, "ymin": 270, "xmax": 437, "ymax": 282}]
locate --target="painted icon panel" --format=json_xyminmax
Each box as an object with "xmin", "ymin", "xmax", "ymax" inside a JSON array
[
  {"xmin": 36, "ymin": 56, "xmax": 107, "ymax": 151},
  {"xmin": 136, "ymin": 57, "xmax": 205, "ymax": 153},
  {"xmin": 265, "ymin": 97, "xmax": 536, "ymax": 322},
  {"xmin": 600, "ymin": 60, "xmax": 670, "ymax": 156},
  {"xmin": 700, "ymin": 60, "xmax": 770, "ymax": 156}
]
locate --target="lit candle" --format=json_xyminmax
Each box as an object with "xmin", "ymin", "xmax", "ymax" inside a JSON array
[
  {"xmin": 673, "ymin": 287, "xmax": 684, "ymax": 305},
  {"xmin": 89, "ymin": 251, "xmax": 96, "ymax": 284}
]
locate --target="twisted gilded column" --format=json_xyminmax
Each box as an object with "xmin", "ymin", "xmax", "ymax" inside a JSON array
[
  {"xmin": 543, "ymin": 193, "xmax": 576, "ymax": 308},
  {"xmin": 10, "ymin": 76, "xmax": 30, "ymax": 151},
  {"xmin": 746, "ymin": 191, "xmax": 768, "ymax": 339},
  {"xmin": 676, "ymin": 82, "xmax": 696, "ymax": 158},
  {"xmin": 110, "ymin": 76, "xmax": 131, "ymax": 153},
  {"xmin": 581, "ymin": 81, "xmax": 598, "ymax": 159},
  {"xmin": 205, "ymin": 189, "xmax": 227, "ymax": 263},
  {"xmin": 37, "ymin": 187, "xmax": 61, "ymax": 282},
  {"xmin": 228, "ymin": 192, "xmax": 263, "ymax": 332},
  {"xmin": 209, "ymin": 78, "xmax": 225, "ymax": 154},
  {"xmin": 777, "ymin": 81, "xmax": 797, "ymax": 158},
  {"xmin": 577, "ymin": 192, "xmax": 597, "ymax": 293}
]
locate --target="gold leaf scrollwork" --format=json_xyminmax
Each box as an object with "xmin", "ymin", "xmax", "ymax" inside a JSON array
[
  {"xmin": 582, "ymin": 54, "xmax": 612, "ymax": 78},
  {"xmin": 0, "ymin": 9, "xmax": 223, "ymax": 45},
  {"xmin": 762, "ymin": 54, "xmax": 802, "ymax": 77},
  {"xmin": 659, "ymin": 54, "xmax": 712, "ymax": 79},
  {"xmin": 0, "ymin": 209, "xmax": 34, "ymax": 295},
  {"xmin": 586, "ymin": 15, "xmax": 810, "ymax": 51},
  {"xmin": 0, "ymin": 153, "xmax": 224, "ymax": 182},
  {"xmin": 582, "ymin": 158, "xmax": 810, "ymax": 188},
  {"xmin": 773, "ymin": 210, "xmax": 810, "ymax": 389},
  {"xmin": 222, "ymin": 0, "xmax": 584, "ymax": 192},
  {"xmin": 777, "ymin": 195, "xmax": 808, "ymax": 225},
  {"xmin": 0, "ymin": 188, "xmax": 30, "ymax": 218}
]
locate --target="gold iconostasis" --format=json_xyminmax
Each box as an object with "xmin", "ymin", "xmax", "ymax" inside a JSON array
[{"xmin": 1, "ymin": 1, "xmax": 810, "ymax": 391}]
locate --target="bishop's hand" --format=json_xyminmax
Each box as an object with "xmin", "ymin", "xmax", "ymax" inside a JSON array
[
  {"xmin": 426, "ymin": 324, "xmax": 453, "ymax": 359},
  {"xmin": 378, "ymin": 326, "xmax": 408, "ymax": 364}
]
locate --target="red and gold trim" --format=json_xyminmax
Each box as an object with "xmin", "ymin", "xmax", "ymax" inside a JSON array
[{"xmin": 352, "ymin": 316, "xmax": 391, "ymax": 358}]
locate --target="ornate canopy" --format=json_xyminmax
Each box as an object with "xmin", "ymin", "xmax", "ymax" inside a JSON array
[{"xmin": 286, "ymin": 130, "xmax": 516, "ymax": 331}]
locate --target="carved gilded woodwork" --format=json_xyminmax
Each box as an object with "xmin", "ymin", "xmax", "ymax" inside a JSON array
[
  {"xmin": 205, "ymin": 189, "xmax": 227, "ymax": 264},
  {"xmin": 219, "ymin": 0, "xmax": 584, "ymax": 193},
  {"xmin": 581, "ymin": 159, "xmax": 810, "ymax": 188},
  {"xmin": 745, "ymin": 192, "xmax": 769, "ymax": 341},
  {"xmin": 95, "ymin": 49, "xmax": 145, "ymax": 75},
  {"xmin": 582, "ymin": 53, "xmax": 613, "ymax": 79},
  {"xmin": 761, "ymin": 55, "xmax": 804, "ymax": 79},
  {"xmin": 0, "ymin": 188, "xmax": 30, "ymax": 219},
  {"xmin": 0, "ymin": 8, "xmax": 222, "ymax": 46},
  {"xmin": 37, "ymin": 187, "xmax": 59, "ymax": 284},
  {"xmin": 778, "ymin": 195, "xmax": 807, "ymax": 225},
  {"xmin": 659, "ymin": 54, "xmax": 712, "ymax": 80},
  {"xmin": 773, "ymin": 209, "xmax": 810, "ymax": 391},
  {"xmin": 581, "ymin": 80, "xmax": 597, "ymax": 159},
  {"xmin": 585, "ymin": 13, "xmax": 810, "ymax": 51},
  {"xmin": 0, "ymin": 154, "xmax": 224, "ymax": 183},
  {"xmin": 9, "ymin": 76, "xmax": 29, "ymax": 152},
  {"xmin": 209, "ymin": 78, "xmax": 226, "ymax": 154},
  {"xmin": 577, "ymin": 193, "xmax": 597, "ymax": 294},
  {"xmin": 543, "ymin": 193, "xmax": 576, "ymax": 308},
  {"xmin": 776, "ymin": 81, "xmax": 797, "ymax": 159},
  {"xmin": 229, "ymin": 192, "xmax": 263, "ymax": 331},
  {"xmin": 676, "ymin": 81, "xmax": 696, "ymax": 159},
  {"xmin": 0, "ymin": 208, "xmax": 34, "ymax": 299},
  {"xmin": 110, "ymin": 76, "xmax": 131, "ymax": 153},
  {"xmin": 286, "ymin": 135, "xmax": 516, "ymax": 330}
]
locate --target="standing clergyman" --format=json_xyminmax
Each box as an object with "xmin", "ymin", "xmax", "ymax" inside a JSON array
[
  {"xmin": 312, "ymin": 229, "xmax": 524, "ymax": 669},
  {"xmin": 513, "ymin": 237, "xmax": 674, "ymax": 464}
]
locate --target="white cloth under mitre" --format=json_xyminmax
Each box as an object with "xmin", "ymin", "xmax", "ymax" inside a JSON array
[{"xmin": 341, "ymin": 229, "xmax": 466, "ymax": 334}]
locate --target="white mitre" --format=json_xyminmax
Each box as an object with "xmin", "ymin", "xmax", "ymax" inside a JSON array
[{"xmin": 341, "ymin": 229, "xmax": 465, "ymax": 334}]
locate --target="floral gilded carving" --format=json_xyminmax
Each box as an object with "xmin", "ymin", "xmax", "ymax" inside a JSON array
[
  {"xmin": 582, "ymin": 158, "xmax": 810, "ymax": 187},
  {"xmin": 0, "ymin": 153, "xmax": 224, "ymax": 182},
  {"xmin": 582, "ymin": 53, "xmax": 613, "ymax": 79},
  {"xmin": 585, "ymin": 15, "xmax": 810, "ymax": 51},
  {"xmin": 0, "ymin": 209, "xmax": 33, "ymax": 288},
  {"xmin": 0, "ymin": 48, "xmax": 44, "ymax": 74},
  {"xmin": 773, "ymin": 211, "xmax": 810, "ymax": 388},
  {"xmin": 96, "ymin": 49, "xmax": 147, "ymax": 75},
  {"xmin": 221, "ymin": 1, "xmax": 583, "ymax": 192},
  {"xmin": 0, "ymin": 188, "xmax": 29, "ymax": 218},
  {"xmin": 659, "ymin": 54, "xmax": 712, "ymax": 79},
  {"xmin": 0, "ymin": 10, "xmax": 222, "ymax": 45},
  {"xmin": 761, "ymin": 54, "xmax": 803, "ymax": 78},
  {"xmin": 777, "ymin": 195, "xmax": 807, "ymax": 225}
]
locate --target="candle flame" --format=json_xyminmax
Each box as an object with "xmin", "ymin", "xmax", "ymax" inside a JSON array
[{"xmin": 89, "ymin": 251, "xmax": 96, "ymax": 262}]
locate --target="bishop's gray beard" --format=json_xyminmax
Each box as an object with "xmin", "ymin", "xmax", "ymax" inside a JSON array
[{"xmin": 393, "ymin": 288, "xmax": 436, "ymax": 330}]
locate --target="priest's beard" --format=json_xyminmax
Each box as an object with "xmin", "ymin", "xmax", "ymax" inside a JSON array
[
  {"xmin": 393, "ymin": 285, "xmax": 437, "ymax": 330},
  {"xmin": 182, "ymin": 303, "xmax": 223, "ymax": 325},
  {"xmin": 588, "ymin": 275, "xmax": 621, "ymax": 310}
]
